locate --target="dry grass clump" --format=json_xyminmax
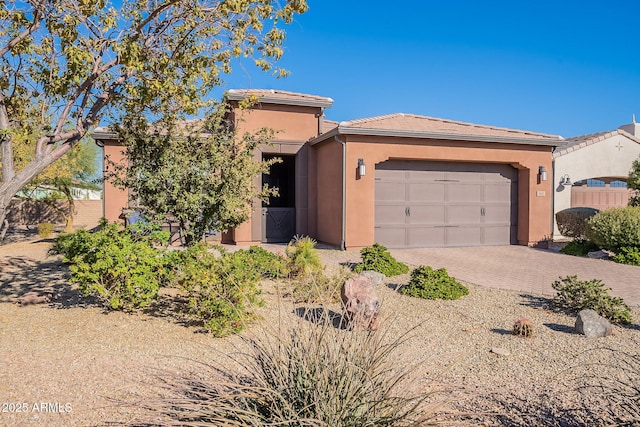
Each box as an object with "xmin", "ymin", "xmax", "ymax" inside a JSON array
[{"xmin": 136, "ymin": 311, "xmax": 451, "ymax": 426}]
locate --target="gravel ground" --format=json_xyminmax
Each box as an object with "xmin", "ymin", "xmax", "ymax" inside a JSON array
[{"xmin": 1, "ymin": 236, "xmax": 639, "ymax": 426}]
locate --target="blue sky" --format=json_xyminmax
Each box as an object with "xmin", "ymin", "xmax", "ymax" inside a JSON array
[{"xmin": 214, "ymin": 1, "xmax": 640, "ymax": 138}]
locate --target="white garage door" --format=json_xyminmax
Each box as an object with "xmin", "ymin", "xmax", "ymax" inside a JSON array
[{"xmin": 375, "ymin": 160, "xmax": 518, "ymax": 248}]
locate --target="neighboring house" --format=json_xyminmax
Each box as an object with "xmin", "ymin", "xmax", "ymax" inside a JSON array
[
  {"xmin": 96, "ymin": 89, "xmax": 567, "ymax": 249},
  {"xmin": 552, "ymin": 121, "xmax": 640, "ymax": 239}
]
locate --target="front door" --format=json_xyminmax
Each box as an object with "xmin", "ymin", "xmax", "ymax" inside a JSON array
[{"xmin": 262, "ymin": 154, "xmax": 296, "ymax": 243}]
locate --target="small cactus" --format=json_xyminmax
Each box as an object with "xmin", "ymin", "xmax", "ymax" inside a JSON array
[{"xmin": 513, "ymin": 317, "xmax": 534, "ymax": 338}]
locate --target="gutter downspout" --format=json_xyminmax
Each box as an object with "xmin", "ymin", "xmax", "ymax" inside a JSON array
[{"xmin": 334, "ymin": 135, "xmax": 347, "ymax": 250}]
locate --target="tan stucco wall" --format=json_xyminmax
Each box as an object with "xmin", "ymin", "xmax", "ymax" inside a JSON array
[
  {"xmin": 102, "ymin": 140, "xmax": 128, "ymax": 224},
  {"xmin": 313, "ymin": 135, "xmax": 554, "ymax": 249},
  {"xmin": 227, "ymin": 102, "xmax": 323, "ymax": 244},
  {"xmin": 309, "ymin": 139, "xmax": 343, "ymax": 246},
  {"xmin": 553, "ymin": 134, "xmax": 640, "ymax": 238}
]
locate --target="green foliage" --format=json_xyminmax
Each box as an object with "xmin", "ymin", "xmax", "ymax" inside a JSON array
[
  {"xmin": 555, "ymin": 207, "xmax": 599, "ymax": 239},
  {"xmin": 628, "ymin": 157, "xmax": 640, "ymax": 207},
  {"xmin": 400, "ymin": 265, "xmax": 469, "ymax": 300},
  {"xmin": 51, "ymin": 228, "xmax": 94, "ymax": 262},
  {"xmin": 354, "ymin": 243, "xmax": 409, "ymax": 277},
  {"xmin": 151, "ymin": 316, "xmax": 440, "ymax": 426},
  {"xmin": 110, "ymin": 104, "xmax": 279, "ymax": 245},
  {"xmin": 612, "ymin": 246, "xmax": 640, "ymax": 266},
  {"xmin": 167, "ymin": 243, "xmax": 263, "ymax": 337},
  {"xmin": 551, "ymin": 275, "xmax": 632, "ymax": 324},
  {"xmin": 559, "ymin": 239, "xmax": 600, "ymax": 257},
  {"xmin": 65, "ymin": 223, "xmax": 165, "ymax": 310},
  {"xmin": 0, "ymin": 0, "xmax": 307, "ymax": 237},
  {"xmin": 234, "ymin": 246, "xmax": 289, "ymax": 279},
  {"xmin": 37, "ymin": 222, "xmax": 54, "ymax": 238},
  {"xmin": 285, "ymin": 235, "xmax": 323, "ymax": 278},
  {"xmin": 586, "ymin": 206, "xmax": 640, "ymax": 250}
]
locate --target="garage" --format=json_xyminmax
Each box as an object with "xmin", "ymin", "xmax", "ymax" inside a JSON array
[{"xmin": 374, "ymin": 160, "xmax": 518, "ymax": 248}]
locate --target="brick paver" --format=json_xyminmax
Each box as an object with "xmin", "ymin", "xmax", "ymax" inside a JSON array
[{"xmin": 310, "ymin": 245, "xmax": 640, "ymax": 308}]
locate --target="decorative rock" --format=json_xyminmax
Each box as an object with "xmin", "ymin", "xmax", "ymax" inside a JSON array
[
  {"xmin": 575, "ymin": 309, "xmax": 613, "ymax": 337},
  {"xmin": 341, "ymin": 274, "xmax": 381, "ymax": 330},
  {"xmin": 491, "ymin": 347, "xmax": 510, "ymax": 356},
  {"xmin": 19, "ymin": 292, "xmax": 51, "ymax": 306},
  {"xmin": 587, "ymin": 250, "xmax": 610, "ymax": 260},
  {"xmin": 360, "ymin": 270, "xmax": 386, "ymax": 286}
]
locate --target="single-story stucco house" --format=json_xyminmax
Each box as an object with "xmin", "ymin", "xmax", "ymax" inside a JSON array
[{"xmin": 94, "ymin": 89, "xmax": 639, "ymax": 249}]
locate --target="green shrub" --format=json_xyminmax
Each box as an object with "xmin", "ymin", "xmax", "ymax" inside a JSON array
[
  {"xmin": 400, "ymin": 265, "xmax": 468, "ymax": 300},
  {"xmin": 169, "ymin": 243, "xmax": 262, "ymax": 337},
  {"xmin": 555, "ymin": 207, "xmax": 599, "ymax": 240},
  {"xmin": 559, "ymin": 239, "xmax": 600, "ymax": 257},
  {"xmin": 612, "ymin": 246, "xmax": 640, "ymax": 266},
  {"xmin": 149, "ymin": 315, "xmax": 442, "ymax": 426},
  {"xmin": 37, "ymin": 222, "xmax": 54, "ymax": 238},
  {"xmin": 285, "ymin": 235, "xmax": 323, "ymax": 278},
  {"xmin": 354, "ymin": 243, "xmax": 409, "ymax": 276},
  {"xmin": 586, "ymin": 206, "xmax": 640, "ymax": 250},
  {"xmin": 551, "ymin": 275, "xmax": 632, "ymax": 324},
  {"xmin": 235, "ymin": 246, "xmax": 289, "ymax": 279},
  {"xmin": 67, "ymin": 222, "xmax": 165, "ymax": 310},
  {"xmin": 51, "ymin": 228, "xmax": 93, "ymax": 262}
]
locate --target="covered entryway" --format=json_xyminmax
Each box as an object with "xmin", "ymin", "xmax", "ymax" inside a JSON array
[
  {"xmin": 374, "ymin": 160, "xmax": 518, "ymax": 248},
  {"xmin": 262, "ymin": 154, "xmax": 296, "ymax": 243}
]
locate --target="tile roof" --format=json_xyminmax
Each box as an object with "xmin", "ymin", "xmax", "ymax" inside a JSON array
[
  {"xmin": 225, "ymin": 89, "xmax": 333, "ymax": 108},
  {"xmin": 341, "ymin": 113, "xmax": 562, "ymax": 140},
  {"xmin": 311, "ymin": 113, "xmax": 564, "ymax": 146},
  {"xmin": 322, "ymin": 119, "xmax": 339, "ymax": 134},
  {"xmin": 553, "ymin": 128, "xmax": 640, "ymax": 157}
]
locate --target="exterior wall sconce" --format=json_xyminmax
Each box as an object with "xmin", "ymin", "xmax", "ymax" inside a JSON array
[
  {"xmin": 538, "ymin": 166, "xmax": 547, "ymax": 182},
  {"xmin": 358, "ymin": 158, "xmax": 366, "ymax": 177},
  {"xmin": 559, "ymin": 174, "xmax": 571, "ymax": 186}
]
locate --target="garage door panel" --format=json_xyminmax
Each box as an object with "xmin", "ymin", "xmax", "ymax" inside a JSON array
[
  {"xmin": 407, "ymin": 182, "xmax": 445, "ymax": 201},
  {"xmin": 447, "ymin": 204, "xmax": 481, "ymax": 224},
  {"xmin": 483, "ymin": 182, "xmax": 512, "ymax": 202},
  {"xmin": 375, "ymin": 160, "xmax": 517, "ymax": 248},
  {"xmin": 447, "ymin": 226, "xmax": 482, "ymax": 246},
  {"xmin": 482, "ymin": 225, "xmax": 513, "ymax": 245},
  {"xmin": 482, "ymin": 204, "xmax": 512, "ymax": 224},
  {"xmin": 374, "ymin": 227, "xmax": 407, "ymax": 248},
  {"xmin": 407, "ymin": 205, "xmax": 445, "ymax": 224},
  {"xmin": 406, "ymin": 227, "xmax": 445, "ymax": 247},
  {"xmin": 375, "ymin": 181, "xmax": 405, "ymax": 201},
  {"xmin": 375, "ymin": 204, "xmax": 406, "ymax": 224},
  {"xmin": 447, "ymin": 183, "xmax": 482, "ymax": 202}
]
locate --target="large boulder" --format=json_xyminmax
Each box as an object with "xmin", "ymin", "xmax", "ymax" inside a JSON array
[
  {"xmin": 359, "ymin": 270, "xmax": 386, "ymax": 286},
  {"xmin": 341, "ymin": 274, "xmax": 380, "ymax": 330},
  {"xmin": 575, "ymin": 309, "xmax": 613, "ymax": 337}
]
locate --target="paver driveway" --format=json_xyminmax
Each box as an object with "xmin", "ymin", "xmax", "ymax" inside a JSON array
[{"xmin": 315, "ymin": 245, "xmax": 640, "ymax": 307}]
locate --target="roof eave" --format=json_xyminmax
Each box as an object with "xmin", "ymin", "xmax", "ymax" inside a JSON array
[
  {"xmin": 91, "ymin": 128, "xmax": 118, "ymax": 141},
  {"xmin": 310, "ymin": 126, "xmax": 564, "ymax": 147},
  {"xmin": 225, "ymin": 92, "xmax": 333, "ymax": 109}
]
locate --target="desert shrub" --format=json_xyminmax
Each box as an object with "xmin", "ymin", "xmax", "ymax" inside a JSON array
[
  {"xmin": 235, "ymin": 246, "xmax": 289, "ymax": 279},
  {"xmin": 169, "ymin": 243, "xmax": 262, "ymax": 337},
  {"xmin": 354, "ymin": 243, "xmax": 409, "ymax": 276},
  {"xmin": 559, "ymin": 239, "xmax": 600, "ymax": 257},
  {"xmin": 555, "ymin": 207, "xmax": 599, "ymax": 240},
  {"xmin": 51, "ymin": 228, "xmax": 94, "ymax": 261},
  {"xmin": 400, "ymin": 265, "xmax": 468, "ymax": 300},
  {"xmin": 67, "ymin": 222, "xmax": 165, "ymax": 310},
  {"xmin": 551, "ymin": 275, "xmax": 632, "ymax": 324},
  {"xmin": 285, "ymin": 235, "xmax": 323, "ymax": 278},
  {"xmin": 612, "ymin": 246, "xmax": 640, "ymax": 266},
  {"xmin": 146, "ymin": 315, "xmax": 444, "ymax": 426},
  {"xmin": 290, "ymin": 267, "xmax": 353, "ymax": 304},
  {"xmin": 586, "ymin": 206, "xmax": 640, "ymax": 250},
  {"xmin": 37, "ymin": 222, "xmax": 54, "ymax": 238}
]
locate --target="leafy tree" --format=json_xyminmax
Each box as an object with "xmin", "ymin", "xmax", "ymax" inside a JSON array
[
  {"xmin": 109, "ymin": 103, "xmax": 279, "ymax": 244},
  {"xmin": 628, "ymin": 157, "xmax": 640, "ymax": 207},
  {"xmin": 0, "ymin": 0, "xmax": 308, "ymax": 239}
]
